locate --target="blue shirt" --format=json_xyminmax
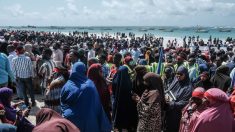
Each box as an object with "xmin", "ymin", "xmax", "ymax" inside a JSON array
[{"xmin": 0, "ymin": 53, "xmax": 14, "ymax": 84}]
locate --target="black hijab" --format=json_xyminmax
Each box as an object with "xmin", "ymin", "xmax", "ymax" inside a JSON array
[{"xmin": 210, "ymin": 65, "xmax": 231, "ymax": 92}]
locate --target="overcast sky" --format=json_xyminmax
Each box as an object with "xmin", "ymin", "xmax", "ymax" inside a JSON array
[{"xmin": 0, "ymin": 0, "xmax": 235, "ymax": 26}]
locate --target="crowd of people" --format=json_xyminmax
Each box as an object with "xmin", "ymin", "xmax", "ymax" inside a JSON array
[{"xmin": 0, "ymin": 28, "xmax": 235, "ymax": 132}]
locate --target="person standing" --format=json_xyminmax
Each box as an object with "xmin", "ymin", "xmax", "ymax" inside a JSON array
[
  {"xmin": 60, "ymin": 62, "xmax": 111, "ymax": 132},
  {"xmin": 12, "ymin": 45, "xmax": 36, "ymax": 106},
  {"xmin": 38, "ymin": 48, "xmax": 55, "ymax": 95},
  {"xmin": 0, "ymin": 46, "xmax": 14, "ymax": 88},
  {"xmin": 52, "ymin": 43, "xmax": 63, "ymax": 67},
  {"xmin": 165, "ymin": 66, "xmax": 192, "ymax": 132}
]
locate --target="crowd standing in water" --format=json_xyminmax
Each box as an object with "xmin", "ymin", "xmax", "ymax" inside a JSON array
[{"xmin": 0, "ymin": 29, "xmax": 235, "ymax": 132}]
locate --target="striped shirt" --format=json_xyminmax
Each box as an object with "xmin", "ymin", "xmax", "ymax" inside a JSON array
[
  {"xmin": 38, "ymin": 59, "xmax": 55, "ymax": 89},
  {"xmin": 12, "ymin": 54, "xmax": 33, "ymax": 79}
]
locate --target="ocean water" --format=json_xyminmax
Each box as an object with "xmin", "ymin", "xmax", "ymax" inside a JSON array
[{"xmin": 1, "ymin": 26, "xmax": 235, "ymax": 40}]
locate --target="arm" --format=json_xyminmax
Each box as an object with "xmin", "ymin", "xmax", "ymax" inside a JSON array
[{"xmin": 6, "ymin": 57, "xmax": 15, "ymax": 82}]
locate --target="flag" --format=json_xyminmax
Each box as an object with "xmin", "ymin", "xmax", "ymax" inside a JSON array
[{"xmin": 157, "ymin": 47, "xmax": 163, "ymax": 75}]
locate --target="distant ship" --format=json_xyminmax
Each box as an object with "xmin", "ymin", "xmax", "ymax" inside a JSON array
[
  {"xmin": 158, "ymin": 28, "xmax": 165, "ymax": 30},
  {"xmin": 163, "ymin": 29, "xmax": 174, "ymax": 32},
  {"xmin": 102, "ymin": 28, "xmax": 112, "ymax": 30},
  {"xmin": 148, "ymin": 27, "xmax": 155, "ymax": 30},
  {"xmin": 219, "ymin": 28, "xmax": 231, "ymax": 32},
  {"xmin": 27, "ymin": 25, "xmax": 36, "ymax": 28},
  {"xmin": 126, "ymin": 28, "xmax": 132, "ymax": 30},
  {"xmin": 139, "ymin": 28, "xmax": 148, "ymax": 32},
  {"xmin": 196, "ymin": 29, "xmax": 209, "ymax": 33}
]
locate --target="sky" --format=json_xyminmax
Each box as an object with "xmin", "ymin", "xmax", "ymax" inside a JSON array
[{"xmin": 0, "ymin": 0, "xmax": 235, "ymax": 27}]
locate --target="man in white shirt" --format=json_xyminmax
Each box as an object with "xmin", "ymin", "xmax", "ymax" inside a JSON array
[
  {"xmin": 87, "ymin": 43, "xmax": 95, "ymax": 59},
  {"xmin": 52, "ymin": 43, "xmax": 63, "ymax": 67}
]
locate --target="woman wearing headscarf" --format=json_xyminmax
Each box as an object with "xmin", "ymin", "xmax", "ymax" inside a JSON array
[
  {"xmin": 210, "ymin": 65, "xmax": 231, "ymax": 92},
  {"xmin": 112, "ymin": 66, "xmax": 138, "ymax": 131},
  {"xmin": 192, "ymin": 88, "xmax": 234, "ymax": 132},
  {"xmin": 87, "ymin": 64, "xmax": 111, "ymax": 121},
  {"xmin": 134, "ymin": 73, "xmax": 165, "ymax": 132},
  {"xmin": 0, "ymin": 87, "xmax": 34, "ymax": 132},
  {"xmin": 60, "ymin": 62, "xmax": 111, "ymax": 132},
  {"xmin": 33, "ymin": 108, "xmax": 80, "ymax": 132},
  {"xmin": 44, "ymin": 66, "xmax": 69, "ymax": 113},
  {"xmin": 132, "ymin": 65, "xmax": 148, "ymax": 97},
  {"xmin": 162, "ymin": 65, "xmax": 175, "ymax": 91},
  {"xmin": 194, "ymin": 72, "xmax": 213, "ymax": 90},
  {"xmin": 165, "ymin": 66, "xmax": 193, "ymax": 132},
  {"xmin": 179, "ymin": 87, "xmax": 207, "ymax": 132}
]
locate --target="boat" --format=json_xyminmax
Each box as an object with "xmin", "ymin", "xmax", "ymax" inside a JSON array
[
  {"xmin": 219, "ymin": 28, "xmax": 231, "ymax": 32},
  {"xmin": 27, "ymin": 25, "xmax": 36, "ymax": 28},
  {"xmin": 102, "ymin": 28, "xmax": 112, "ymax": 30},
  {"xmin": 126, "ymin": 28, "xmax": 132, "ymax": 30},
  {"xmin": 139, "ymin": 29, "xmax": 148, "ymax": 32},
  {"xmin": 196, "ymin": 29, "xmax": 209, "ymax": 33},
  {"xmin": 158, "ymin": 28, "xmax": 165, "ymax": 30},
  {"xmin": 148, "ymin": 27, "xmax": 155, "ymax": 30},
  {"xmin": 163, "ymin": 29, "xmax": 174, "ymax": 32}
]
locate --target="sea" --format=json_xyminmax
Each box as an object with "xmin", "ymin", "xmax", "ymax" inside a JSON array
[{"xmin": 1, "ymin": 26, "xmax": 235, "ymax": 40}]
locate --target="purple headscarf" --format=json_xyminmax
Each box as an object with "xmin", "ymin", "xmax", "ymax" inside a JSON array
[{"xmin": 0, "ymin": 87, "xmax": 16, "ymax": 121}]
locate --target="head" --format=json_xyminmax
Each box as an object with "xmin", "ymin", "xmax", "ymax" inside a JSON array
[
  {"xmin": 138, "ymin": 59, "xmax": 147, "ymax": 65},
  {"xmin": 88, "ymin": 57, "xmax": 99, "ymax": 67},
  {"xmin": 215, "ymin": 57, "xmax": 222, "ymax": 67},
  {"xmin": 113, "ymin": 53, "xmax": 122, "ymax": 66},
  {"xmin": 191, "ymin": 87, "xmax": 205, "ymax": 106},
  {"xmin": 24, "ymin": 44, "xmax": 32, "ymax": 53},
  {"xmin": 69, "ymin": 62, "xmax": 87, "ymax": 83},
  {"xmin": 0, "ymin": 87, "xmax": 13, "ymax": 107},
  {"xmin": 164, "ymin": 66, "xmax": 174, "ymax": 79},
  {"xmin": 124, "ymin": 56, "xmax": 135, "ymax": 69},
  {"xmin": 52, "ymin": 43, "xmax": 61, "ymax": 50},
  {"xmin": 188, "ymin": 57, "xmax": 196, "ymax": 66},
  {"xmin": 176, "ymin": 66, "xmax": 189, "ymax": 82},
  {"xmin": 42, "ymin": 48, "xmax": 52, "ymax": 60},
  {"xmin": 107, "ymin": 55, "xmax": 113, "ymax": 64},
  {"xmin": 7, "ymin": 45, "xmax": 15, "ymax": 53},
  {"xmin": 203, "ymin": 88, "xmax": 229, "ymax": 107},
  {"xmin": 87, "ymin": 64, "xmax": 103, "ymax": 81},
  {"xmin": 134, "ymin": 65, "xmax": 148, "ymax": 78},
  {"xmin": 200, "ymin": 71, "xmax": 209, "ymax": 81},
  {"xmin": 36, "ymin": 108, "xmax": 61, "ymax": 125},
  {"xmin": 98, "ymin": 54, "xmax": 107, "ymax": 65},
  {"xmin": 143, "ymin": 72, "xmax": 163, "ymax": 91},
  {"xmin": 69, "ymin": 49, "xmax": 79, "ymax": 64},
  {"xmin": 16, "ymin": 45, "xmax": 25, "ymax": 55}
]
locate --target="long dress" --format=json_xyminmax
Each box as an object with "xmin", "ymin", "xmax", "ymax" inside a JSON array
[
  {"xmin": 112, "ymin": 66, "xmax": 138, "ymax": 130},
  {"xmin": 60, "ymin": 62, "xmax": 111, "ymax": 132},
  {"xmin": 137, "ymin": 90, "xmax": 162, "ymax": 132}
]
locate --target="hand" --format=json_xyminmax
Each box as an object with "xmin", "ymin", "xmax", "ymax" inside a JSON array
[
  {"xmin": 14, "ymin": 101, "xmax": 25, "ymax": 107},
  {"xmin": 132, "ymin": 94, "xmax": 140, "ymax": 103},
  {"xmin": 22, "ymin": 109, "xmax": 30, "ymax": 117}
]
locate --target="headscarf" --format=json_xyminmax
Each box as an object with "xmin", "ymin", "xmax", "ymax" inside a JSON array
[
  {"xmin": 176, "ymin": 66, "xmax": 190, "ymax": 84},
  {"xmin": 143, "ymin": 73, "xmax": 165, "ymax": 109},
  {"xmin": 138, "ymin": 59, "xmax": 147, "ymax": 65},
  {"xmin": 230, "ymin": 89, "xmax": 235, "ymax": 117},
  {"xmin": 87, "ymin": 63, "xmax": 111, "ymax": 120},
  {"xmin": 198, "ymin": 63, "xmax": 208, "ymax": 74},
  {"xmin": 210, "ymin": 65, "xmax": 231, "ymax": 92},
  {"xmin": 33, "ymin": 108, "xmax": 80, "ymax": 132},
  {"xmin": 133, "ymin": 65, "xmax": 148, "ymax": 96},
  {"xmin": 192, "ymin": 88, "xmax": 234, "ymax": 132},
  {"xmin": 69, "ymin": 62, "xmax": 87, "ymax": 86},
  {"xmin": 0, "ymin": 87, "xmax": 16, "ymax": 122},
  {"xmin": 107, "ymin": 55, "xmax": 113, "ymax": 63},
  {"xmin": 87, "ymin": 57, "xmax": 99, "ymax": 67},
  {"xmin": 192, "ymin": 87, "xmax": 205, "ymax": 99},
  {"xmin": 61, "ymin": 62, "xmax": 111, "ymax": 131}
]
